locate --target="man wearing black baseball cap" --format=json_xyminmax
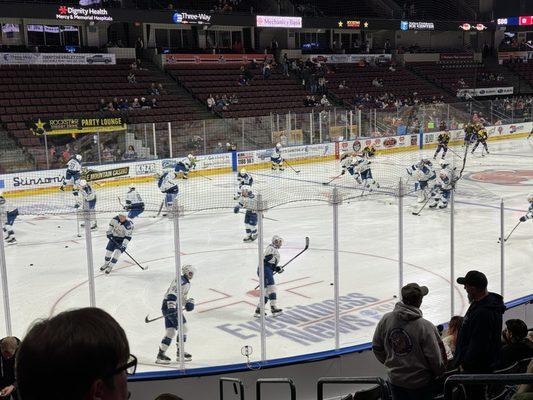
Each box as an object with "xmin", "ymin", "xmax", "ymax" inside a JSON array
[{"xmin": 453, "ymin": 270, "xmax": 505, "ymax": 399}]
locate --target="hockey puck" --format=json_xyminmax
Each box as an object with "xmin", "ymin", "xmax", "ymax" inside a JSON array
[
  {"xmin": 330, "ymin": 283, "xmax": 333, "ymax": 286},
  {"xmin": 29, "ymin": 263, "xmax": 34, "ymax": 266},
  {"xmin": 393, "ymin": 295, "xmax": 397, "ymax": 298},
  {"xmin": 57, "ymin": 225, "xmax": 61, "ymax": 228},
  {"xmin": 65, "ymin": 245, "xmax": 69, "ymax": 248}
]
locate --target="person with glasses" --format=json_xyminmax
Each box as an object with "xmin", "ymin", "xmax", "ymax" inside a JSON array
[
  {"xmin": 156, "ymin": 265, "xmax": 196, "ymax": 364},
  {"xmin": 16, "ymin": 307, "xmax": 135, "ymax": 400}
]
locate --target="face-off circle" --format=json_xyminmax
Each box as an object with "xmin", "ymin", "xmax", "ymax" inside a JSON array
[{"xmin": 467, "ymin": 169, "xmax": 533, "ymax": 186}]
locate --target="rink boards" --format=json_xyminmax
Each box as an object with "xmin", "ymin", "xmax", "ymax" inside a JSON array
[{"xmin": 1, "ymin": 121, "xmax": 530, "ymax": 198}]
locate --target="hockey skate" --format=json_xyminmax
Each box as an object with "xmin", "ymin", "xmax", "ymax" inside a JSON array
[
  {"xmin": 91, "ymin": 223, "xmax": 98, "ymax": 230},
  {"xmin": 271, "ymin": 306, "xmax": 283, "ymax": 316},
  {"xmin": 5, "ymin": 236, "xmax": 16, "ymax": 244},
  {"xmin": 438, "ymin": 202, "xmax": 448, "ymax": 209},
  {"xmin": 104, "ymin": 265, "xmax": 113, "ymax": 275},
  {"xmin": 99, "ymin": 261, "xmax": 110, "ymax": 271},
  {"xmin": 254, "ymin": 307, "xmax": 266, "ymax": 318},
  {"xmin": 243, "ymin": 234, "xmax": 257, "ymax": 243},
  {"xmin": 429, "ymin": 200, "xmax": 439, "ymax": 208},
  {"xmin": 155, "ymin": 351, "xmax": 171, "ymax": 365},
  {"xmin": 177, "ymin": 350, "xmax": 192, "ymax": 362},
  {"xmin": 59, "ymin": 185, "xmax": 65, "ymax": 192}
]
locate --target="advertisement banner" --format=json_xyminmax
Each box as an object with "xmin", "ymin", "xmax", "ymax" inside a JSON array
[
  {"xmin": 457, "ymin": 87, "xmax": 514, "ymax": 97},
  {"xmin": 84, "ymin": 166, "xmax": 130, "ymax": 182},
  {"xmin": 0, "ymin": 52, "xmax": 116, "ymax": 65},
  {"xmin": 498, "ymin": 51, "xmax": 528, "ymax": 62},
  {"xmin": 172, "ymin": 11, "xmax": 211, "ymax": 25},
  {"xmin": 302, "ymin": 54, "xmax": 391, "ymax": 64},
  {"xmin": 56, "ymin": 5, "xmax": 113, "ymax": 22},
  {"xmin": 256, "ymin": 15, "xmax": 302, "ymax": 28},
  {"xmin": 163, "ymin": 53, "xmax": 272, "ymax": 65},
  {"xmin": 29, "ymin": 117, "xmax": 126, "ymax": 136},
  {"xmin": 439, "ymin": 53, "xmax": 474, "ymax": 61}
]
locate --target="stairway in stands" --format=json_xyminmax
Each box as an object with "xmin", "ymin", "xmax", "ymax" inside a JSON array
[{"xmin": 0, "ymin": 128, "xmax": 34, "ymax": 173}]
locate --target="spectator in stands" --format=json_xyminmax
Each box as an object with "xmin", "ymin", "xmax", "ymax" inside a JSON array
[
  {"xmin": 151, "ymin": 98, "xmax": 158, "ymax": 108},
  {"xmin": 453, "ymin": 270, "xmax": 505, "ymax": 398},
  {"xmin": 112, "ymin": 97, "xmax": 119, "ymax": 110},
  {"xmin": 304, "ymin": 96, "xmax": 312, "ymax": 107},
  {"xmin": 140, "ymin": 97, "xmax": 150, "ymax": 109},
  {"xmin": 207, "ymin": 94, "xmax": 215, "ymax": 111},
  {"xmin": 318, "ymin": 77, "xmax": 327, "ymax": 94},
  {"xmin": 282, "ymin": 53, "xmax": 290, "ymax": 76},
  {"xmin": 122, "ymin": 98, "xmax": 132, "ymax": 110},
  {"xmin": 512, "ymin": 359, "xmax": 533, "ymax": 400},
  {"xmin": 372, "ymin": 77, "xmax": 383, "ymax": 88},
  {"xmin": 270, "ymin": 38, "xmax": 279, "ymax": 61},
  {"xmin": 149, "ymin": 83, "xmax": 160, "ymax": 96},
  {"xmin": 107, "ymin": 101, "xmax": 115, "ymax": 112},
  {"xmin": 237, "ymin": 75, "xmax": 247, "ymax": 86},
  {"xmin": 132, "ymin": 98, "xmax": 141, "ymax": 109},
  {"xmin": 372, "ymin": 283, "xmax": 446, "ymax": 399},
  {"xmin": 17, "ymin": 308, "xmax": 132, "ymax": 400},
  {"xmin": 157, "ymin": 83, "xmax": 165, "ymax": 95},
  {"xmin": 127, "ymin": 72, "xmax": 136, "ymax": 84},
  {"xmin": 320, "ymin": 95, "xmax": 331, "ymax": 107},
  {"xmin": 214, "ymin": 142, "xmax": 224, "ymax": 154},
  {"xmin": 338, "ymin": 80, "xmax": 348, "ymax": 89},
  {"xmin": 99, "ymin": 98, "xmax": 107, "ymax": 111},
  {"xmin": 249, "ymin": 59, "xmax": 258, "ymax": 69},
  {"xmin": 499, "ymin": 319, "xmax": 533, "ymax": 368},
  {"xmin": 263, "ymin": 63, "xmax": 271, "ymax": 80},
  {"xmin": 135, "ymin": 37, "xmax": 144, "ymax": 59},
  {"xmin": 442, "ymin": 316, "xmax": 463, "ymax": 362},
  {"xmin": 123, "ymin": 145, "xmax": 138, "ymax": 161},
  {"xmin": 61, "ymin": 147, "xmax": 71, "ymax": 162},
  {"xmin": 229, "ymin": 94, "xmax": 238, "ymax": 104},
  {"xmin": 0, "ymin": 336, "xmax": 20, "ymax": 399},
  {"xmin": 384, "ymin": 39, "xmax": 391, "ymax": 54}
]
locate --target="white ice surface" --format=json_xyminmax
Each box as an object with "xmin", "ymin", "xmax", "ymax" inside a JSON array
[{"xmin": 1, "ymin": 137, "xmax": 532, "ymax": 372}]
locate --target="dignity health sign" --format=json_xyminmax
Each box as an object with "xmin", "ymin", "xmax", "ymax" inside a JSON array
[{"xmin": 256, "ymin": 15, "xmax": 302, "ymax": 28}]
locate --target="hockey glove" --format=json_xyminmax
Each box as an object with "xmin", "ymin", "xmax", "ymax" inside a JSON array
[
  {"xmin": 74, "ymin": 203, "xmax": 80, "ymax": 209},
  {"xmin": 185, "ymin": 299, "xmax": 195, "ymax": 312},
  {"xmin": 233, "ymin": 206, "xmax": 241, "ymax": 214},
  {"xmin": 520, "ymin": 216, "xmax": 527, "ymax": 222},
  {"xmin": 341, "ymin": 170, "xmax": 345, "ymax": 175},
  {"xmin": 119, "ymin": 244, "xmax": 127, "ymax": 253},
  {"xmin": 106, "ymin": 234, "xmax": 113, "ymax": 241},
  {"xmin": 273, "ymin": 265, "xmax": 282, "ymax": 273}
]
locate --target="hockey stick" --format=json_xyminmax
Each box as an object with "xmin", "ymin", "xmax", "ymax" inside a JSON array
[
  {"xmin": 322, "ymin": 173, "xmax": 343, "ymax": 185},
  {"xmin": 195, "ymin": 171, "xmax": 213, "ymax": 181},
  {"xmin": 284, "ymin": 160, "xmax": 301, "ymax": 174},
  {"xmin": 145, "ymin": 311, "xmax": 177, "ymax": 324},
  {"xmin": 412, "ymin": 192, "xmax": 433, "ymax": 216},
  {"xmin": 498, "ymin": 221, "xmax": 521, "ymax": 243},
  {"xmin": 255, "ymin": 237, "xmax": 309, "ymax": 289},
  {"xmin": 238, "ymin": 211, "xmax": 278, "ymax": 222},
  {"xmin": 117, "ymin": 196, "xmax": 125, "ymax": 208},
  {"xmin": 154, "ymin": 200, "xmax": 165, "ymax": 218},
  {"xmin": 109, "ymin": 237, "xmax": 148, "ymax": 271}
]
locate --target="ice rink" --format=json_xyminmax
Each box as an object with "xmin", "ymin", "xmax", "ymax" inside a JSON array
[{"xmin": 1, "ymin": 136, "xmax": 532, "ymax": 371}]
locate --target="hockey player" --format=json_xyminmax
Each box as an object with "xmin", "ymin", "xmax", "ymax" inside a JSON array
[
  {"xmin": 407, "ymin": 159, "xmax": 436, "ymax": 203},
  {"xmin": 124, "ymin": 185, "xmax": 145, "ymax": 219},
  {"xmin": 362, "ymin": 145, "xmax": 376, "ymax": 158},
  {"xmin": 156, "ymin": 264, "xmax": 196, "ymax": 364},
  {"xmin": 429, "ymin": 169, "xmax": 454, "ymax": 209},
  {"xmin": 433, "ymin": 131, "xmax": 450, "ymax": 159},
  {"xmin": 76, "ymin": 180, "xmax": 97, "ymax": 230},
  {"xmin": 255, "ymin": 235, "xmax": 283, "ymax": 317},
  {"xmin": 471, "ymin": 127, "xmax": 489, "ymax": 155},
  {"xmin": 0, "ymin": 192, "xmax": 18, "ymax": 244},
  {"xmin": 519, "ymin": 193, "xmax": 533, "ymax": 223},
  {"xmin": 463, "ymin": 122, "xmax": 477, "ymax": 145},
  {"xmin": 100, "ymin": 212, "xmax": 134, "ymax": 274},
  {"xmin": 234, "ymin": 168, "xmax": 253, "ymax": 200},
  {"xmin": 349, "ymin": 151, "xmax": 380, "ymax": 191},
  {"xmin": 340, "ymin": 152, "xmax": 353, "ymax": 175},
  {"xmin": 59, "ymin": 154, "xmax": 82, "ymax": 196},
  {"xmin": 271, "ymin": 143, "xmax": 284, "ymax": 171},
  {"xmin": 528, "ymin": 127, "xmax": 533, "ymax": 140},
  {"xmin": 158, "ymin": 170, "xmax": 179, "ymax": 209},
  {"xmin": 234, "ymin": 185, "xmax": 257, "ymax": 242},
  {"xmin": 174, "ymin": 154, "xmax": 196, "ymax": 179}
]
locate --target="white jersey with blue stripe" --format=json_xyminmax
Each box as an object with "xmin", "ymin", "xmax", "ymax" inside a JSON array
[
  {"xmin": 341, "ymin": 155, "xmax": 353, "ymax": 172},
  {"xmin": 271, "ymin": 147, "xmax": 282, "ymax": 161},
  {"xmin": 177, "ymin": 158, "xmax": 194, "ymax": 171},
  {"xmin": 158, "ymin": 171, "xmax": 179, "ymax": 193},
  {"xmin": 164, "ymin": 275, "xmax": 191, "ymax": 309},
  {"xmin": 525, "ymin": 202, "xmax": 533, "ymax": 220},
  {"xmin": 80, "ymin": 184, "xmax": 96, "ymax": 202},
  {"xmin": 237, "ymin": 172, "xmax": 253, "ymax": 187},
  {"xmin": 66, "ymin": 157, "xmax": 82, "ymax": 172},
  {"xmin": 237, "ymin": 190, "xmax": 256, "ymax": 211},
  {"xmin": 263, "ymin": 244, "xmax": 280, "ymax": 268},
  {"xmin": 436, "ymin": 170, "xmax": 453, "ymax": 190},
  {"xmin": 125, "ymin": 190, "xmax": 144, "ymax": 207},
  {"xmin": 352, "ymin": 156, "xmax": 371, "ymax": 173},
  {"xmin": 106, "ymin": 216, "xmax": 134, "ymax": 242}
]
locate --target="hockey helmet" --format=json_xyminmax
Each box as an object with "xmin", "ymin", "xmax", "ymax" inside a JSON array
[
  {"xmin": 439, "ymin": 159, "xmax": 450, "ymax": 168},
  {"xmin": 182, "ymin": 264, "xmax": 196, "ymax": 279},
  {"xmin": 240, "ymin": 185, "xmax": 251, "ymax": 195},
  {"xmin": 78, "ymin": 179, "xmax": 88, "ymax": 187},
  {"xmin": 75, "ymin": 154, "xmax": 82, "ymax": 161},
  {"xmin": 118, "ymin": 211, "xmax": 129, "ymax": 220},
  {"xmin": 0, "ymin": 192, "xmax": 5, "ymax": 205},
  {"xmin": 187, "ymin": 154, "xmax": 194, "ymax": 160},
  {"xmin": 276, "ymin": 143, "xmax": 282, "ymax": 149},
  {"xmin": 240, "ymin": 168, "xmax": 247, "ymax": 175},
  {"xmin": 128, "ymin": 185, "xmax": 135, "ymax": 192},
  {"xmin": 272, "ymin": 235, "xmax": 283, "ymax": 248},
  {"xmin": 528, "ymin": 193, "xmax": 533, "ymax": 203}
]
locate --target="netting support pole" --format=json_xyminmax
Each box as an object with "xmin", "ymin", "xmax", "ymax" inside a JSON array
[
  {"xmin": 319, "ymin": 112, "xmax": 323, "ymax": 143},
  {"xmin": 83, "ymin": 205, "xmax": 96, "ymax": 307},
  {"xmin": 172, "ymin": 201, "xmax": 186, "ymax": 371},
  {"xmin": 96, "ymin": 132, "xmax": 102, "ymax": 164},
  {"xmin": 0, "ymin": 217, "xmax": 12, "ymax": 336},
  {"xmin": 287, "ymin": 111, "xmax": 291, "ymax": 139},
  {"xmin": 310, "ymin": 111, "xmax": 313, "ymax": 144},
  {"xmin": 331, "ymin": 187, "xmax": 341, "ymax": 350},
  {"xmin": 152, "ymin": 123, "xmax": 157, "ymax": 159},
  {"xmin": 241, "ymin": 118, "xmax": 245, "ymax": 150},
  {"xmin": 446, "ymin": 104, "xmax": 450, "ymax": 128},
  {"xmin": 500, "ymin": 199, "xmax": 505, "ymax": 298},
  {"xmin": 256, "ymin": 194, "xmax": 267, "ymax": 362},
  {"xmin": 398, "ymin": 178, "xmax": 404, "ymax": 297},
  {"xmin": 168, "ymin": 122, "xmax": 173, "ymax": 158},
  {"xmin": 490, "ymin": 101, "xmax": 494, "ymax": 125},
  {"xmin": 357, "ymin": 109, "xmax": 362, "ymax": 138},
  {"xmin": 203, "ymin": 120, "xmax": 207, "ymax": 155},
  {"xmin": 450, "ymin": 189, "xmax": 455, "ymax": 317},
  {"xmin": 44, "ymin": 132, "xmax": 50, "ymax": 170},
  {"xmin": 349, "ymin": 110, "xmax": 353, "ymax": 139},
  {"xmin": 344, "ymin": 110, "xmax": 348, "ymax": 140},
  {"xmin": 270, "ymin": 113, "xmax": 274, "ymax": 143}
]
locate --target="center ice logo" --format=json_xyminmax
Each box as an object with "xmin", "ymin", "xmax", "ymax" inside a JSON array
[
  {"xmin": 468, "ymin": 169, "xmax": 533, "ymax": 186},
  {"xmin": 216, "ymin": 293, "xmax": 395, "ymax": 346}
]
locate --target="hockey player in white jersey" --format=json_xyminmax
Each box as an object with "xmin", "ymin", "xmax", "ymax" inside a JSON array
[
  {"xmin": 407, "ymin": 158, "xmax": 436, "ymax": 203},
  {"xmin": 255, "ymin": 235, "xmax": 283, "ymax": 317},
  {"xmin": 234, "ymin": 168, "xmax": 253, "ymax": 200},
  {"xmin": 174, "ymin": 154, "xmax": 196, "ymax": 179},
  {"xmin": 59, "ymin": 154, "xmax": 82, "ymax": 194},
  {"xmin": 100, "ymin": 212, "xmax": 134, "ymax": 274},
  {"xmin": 271, "ymin": 143, "xmax": 284, "ymax": 171},
  {"xmin": 234, "ymin": 185, "xmax": 257, "ymax": 242},
  {"xmin": 0, "ymin": 192, "xmax": 18, "ymax": 244},
  {"xmin": 429, "ymin": 169, "xmax": 454, "ymax": 209},
  {"xmin": 158, "ymin": 170, "xmax": 179, "ymax": 209},
  {"xmin": 519, "ymin": 193, "xmax": 533, "ymax": 223},
  {"xmin": 76, "ymin": 180, "xmax": 97, "ymax": 229},
  {"xmin": 349, "ymin": 153, "xmax": 380, "ymax": 191},
  {"xmin": 124, "ymin": 185, "xmax": 145, "ymax": 219},
  {"xmin": 340, "ymin": 153, "xmax": 353, "ymax": 175},
  {"xmin": 156, "ymin": 265, "xmax": 196, "ymax": 364}
]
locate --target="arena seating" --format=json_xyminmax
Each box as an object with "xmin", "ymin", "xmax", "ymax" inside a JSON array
[
  {"xmin": 167, "ymin": 63, "xmax": 327, "ymax": 118},
  {"xmin": 393, "ymin": 0, "xmax": 476, "ymax": 20},
  {"xmin": 0, "ymin": 60, "xmax": 206, "ymax": 166},
  {"xmin": 300, "ymin": 0, "xmax": 383, "ymax": 17},
  {"xmin": 409, "ymin": 61, "xmax": 517, "ymax": 95},
  {"xmin": 326, "ymin": 64, "xmax": 451, "ymax": 107},
  {"xmin": 506, "ymin": 60, "xmax": 533, "ymax": 87}
]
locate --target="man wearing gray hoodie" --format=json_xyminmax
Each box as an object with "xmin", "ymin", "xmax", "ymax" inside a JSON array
[{"xmin": 372, "ymin": 283, "xmax": 446, "ymax": 400}]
